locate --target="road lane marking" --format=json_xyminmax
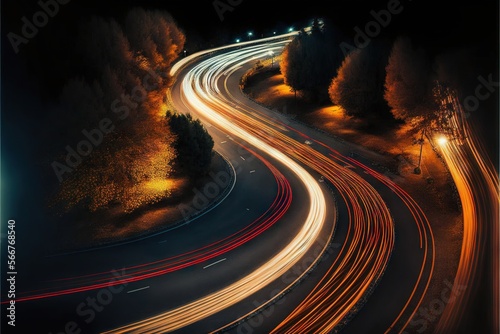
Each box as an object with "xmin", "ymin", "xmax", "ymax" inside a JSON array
[
  {"xmin": 240, "ymin": 156, "xmax": 246, "ymax": 160},
  {"xmin": 221, "ymin": 141, "xmax": 227, "ymax": 144},
  {"xmin": 250, "ymin": 170, "xmax": 256, "ymax": 173},
  {"xmin": 203, "ymin": 258, "xmax": 227, "ymax": 269},
  {"xmin": 127, "ymin": 286, "xmax": 150, "ymax": 294}
]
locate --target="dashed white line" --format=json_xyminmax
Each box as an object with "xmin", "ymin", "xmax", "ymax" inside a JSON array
[
  {"xmin": 127, "ymin": 286, "xmax": 150, "ymax": 294},
  {"xmin": 203, "ymin": 258, "xmax": 227, "ymax": 269},
  {"xmin": 250, "ymin": 170, "xmax": 256, "ymax": 173}
]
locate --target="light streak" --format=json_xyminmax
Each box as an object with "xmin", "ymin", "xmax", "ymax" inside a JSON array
[{"xmin": 434, "ymin": 89, "xmax": 499, "ymax": 332}]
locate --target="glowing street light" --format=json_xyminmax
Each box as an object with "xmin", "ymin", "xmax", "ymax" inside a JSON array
[
  {"xmin": 288, "ymin": 27, "xmax": 294, "ymax": 32},
  {"xmin": 248, "ymin": 32, "xmax": 253, "ymax": 40},
  {"xmin": 437, "ymin": 136, "xmax": 448, "ymax": 146},
  {"xmin": 268, "ymin": 50, "xmax": 274, "ymax": 67},
  {"xmin": 235, "ymin": 38, "xmax": 240, "ymax": 43}
]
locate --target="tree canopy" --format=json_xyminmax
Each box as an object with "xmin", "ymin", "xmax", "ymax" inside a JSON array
[
  {"xmin": 167, "ymin": 111, "xmax": 214, "ymax": 177},
  {"xmin": 280, "ymin": 18, "xmax": 345, "ymax": 102},
  {"xmin": 384, "ymin": 36, "xmax": 438, "ymax": 129},
  {"xmin": 329, "ymin": 41, "xmax": 391, "ymax": 120},
  {"xmin": 49, "ymin": 9, "xmax": 187, "ymax": 213}
]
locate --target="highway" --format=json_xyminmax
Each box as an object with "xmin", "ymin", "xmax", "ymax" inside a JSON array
[
  {"xmin": 3, "ymin": 34, "xmax": 438, "ymax": 334},
  {"xmin": 7, "ymin": 95, "xmax": 337, "ymax": 333},
  {"xmin": 102, "ymin": 36, "xmax": 435, "ymax": 333}
]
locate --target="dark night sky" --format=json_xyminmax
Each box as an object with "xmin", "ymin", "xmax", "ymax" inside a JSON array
[
  {"xmin": 3, "ymin": 0, "xmax": 499, "ymax": 51},
  {"xmin": 2, "ymin": 0, "xmax": 497, "ymax": 80}
]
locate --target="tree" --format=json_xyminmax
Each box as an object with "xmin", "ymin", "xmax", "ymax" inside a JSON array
[
  {"xmin": 166, "ymin": 111, "xmax": 214, "ymax": 177},
  {"xmin": 384, "ymin": 36, "xmax": 438, "ymax": 130},
  {"xmin": 384, "ymin": 36, "xmax": 440, "ymax": 174},
  {"xmin": 329, "ymin": 41, "xmax": 391, "ymax": 120},
  {"xmin": 280, "ymin": 18, "xmax": 344, "ymax": 102},
  {"xmin": 124, "ymin": 7, "xmax": 186, "ymax": 87},
  {"xmin": 50, "ymin": 9, "xmax": 185, "ymax": 214},
  {"xmin": 53, "ymin": 121, "xmax": 176, "ymax": 213}
]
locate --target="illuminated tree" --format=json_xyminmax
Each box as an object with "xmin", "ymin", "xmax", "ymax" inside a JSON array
[
  {"xmin": 384, "ymin": 36, "xmax": 438, "ymax": 130},
  {"xmin": 54, "ymin": 121, "xmax": 176, "ymax": 213},
  {"xmin": 124, "ymin": 8, "xmax": 186, "ymax": 87},
  {"xmin": 51, "ymin": 9, "xmax": 188, "ymax": 214},
  {"xmin": 329, "ymin": 42, "xmax": 391, "ymax": 120},
  {"xmin": 280, "ymin": 18, "xmax": 344, "ymax": 102},
  {"xmin": 384, "ymin": 36, "xmax": 441, "ymax": 174}
]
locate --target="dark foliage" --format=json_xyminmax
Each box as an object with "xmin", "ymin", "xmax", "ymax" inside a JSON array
[
  {"xmin": 281, "ymin": 18, "xmax": 345, "ymax": 103},
  {"xmin": 167, "ymin": 111, "xmax": 214, "ymax": 177}
]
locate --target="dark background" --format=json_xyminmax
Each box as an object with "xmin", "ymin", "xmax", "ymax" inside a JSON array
[
  {"xmin": 3, "ymin": 0, "xmax": 499, "ymax": 50},
  {"xmin": 3, "ymin": 0, "xmax": 498, "ymax": 83}
]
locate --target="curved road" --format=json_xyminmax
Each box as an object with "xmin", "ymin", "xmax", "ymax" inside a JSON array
[
  {"xmin": 2, "ymin": 34, "xmax": 438, "ymax": 334},
  {"xmin": 105, "ymin": 36, "xmax": 436, "ymax": 333}
]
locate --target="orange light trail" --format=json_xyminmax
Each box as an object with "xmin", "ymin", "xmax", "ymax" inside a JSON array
[{"xmin": 434, "ymin": 89, "xmax": 499, "ymax": 332}]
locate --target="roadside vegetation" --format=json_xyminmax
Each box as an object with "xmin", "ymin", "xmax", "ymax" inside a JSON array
[{"xmin": 28, "ymin": 9, "xmax": 215, "ymax": 216}]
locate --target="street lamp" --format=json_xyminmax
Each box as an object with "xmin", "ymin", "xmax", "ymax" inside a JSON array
[
  {"xmin": 268, "ymin": 50, "xmax": 274, "ymax": 68},
  {"xmin": 248, "ymin": 32, "xmax": 253, "ymax": 40},
  {"xmin": 437, "ymin": 136, "xmax": 448, "ymax": 146},
  {"xmin": 414, "ymin": 130, "xmax": 425, "ymax": 175}
]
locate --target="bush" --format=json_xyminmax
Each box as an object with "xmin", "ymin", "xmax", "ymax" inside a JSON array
[{"xmin": 166, "ymin": 111, "xmax": 214, "ymax": 177}]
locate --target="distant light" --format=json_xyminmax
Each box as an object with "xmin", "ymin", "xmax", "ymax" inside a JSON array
[
  {"xmin": 437, "ymin": 136, "xmax": 448, "ymax": 146},
  {"xmin": 236, "ymin": 38, "xmax": 240, "ymax": 43},
  {"xmin": 273, "ymin": 31, "xmax": 276, "ymax": 35},
  {"xmin": 288, "ymin": 27, "xmax": 294, "ymax": 32},
  {"xmin": 248, "ymin": 32, "xmax": 253, "ymax": 36}
]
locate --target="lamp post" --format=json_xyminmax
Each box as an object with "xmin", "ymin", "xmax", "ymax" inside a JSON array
[
  {"xmin": 414, "ymin": 130, "xmax": 425, "ymax": 174},
  {"xmin": 268, "ymin": 50, "xmax": 274, "ymax": 68}
]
